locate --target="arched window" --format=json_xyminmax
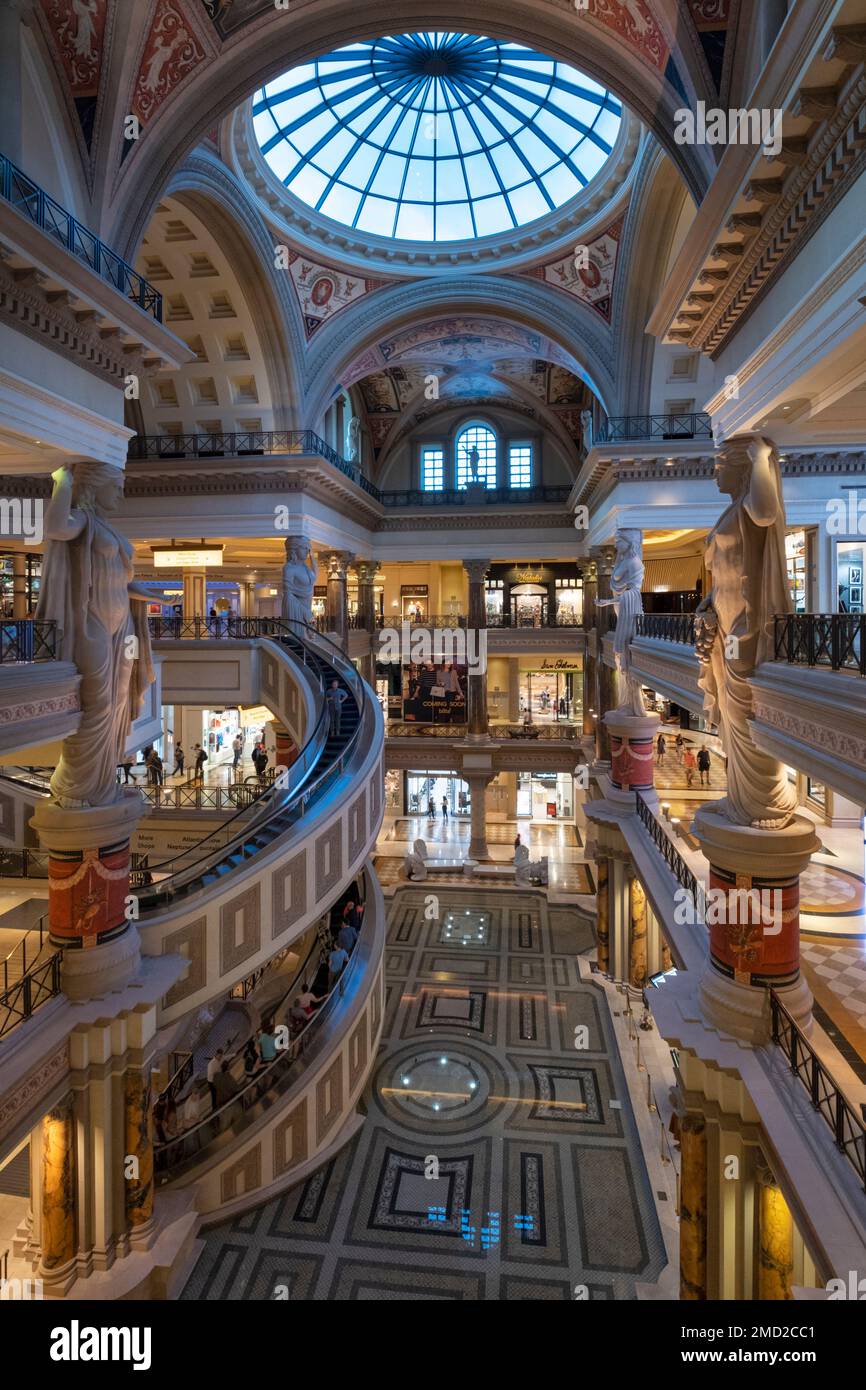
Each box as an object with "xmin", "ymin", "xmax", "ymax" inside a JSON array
[{"xmin": 456, "ymin": 423, "xmax": 497, "ymax": 490}]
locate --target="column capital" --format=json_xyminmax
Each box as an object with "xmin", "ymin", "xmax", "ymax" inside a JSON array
[
  {"xmin": 463, "ymin": 558, "xmax": 491, "ymax": 584},
  {"xmin": 591, "ymin": 545, "xmax": 616, "ymax": 575},
  {"xmin": 355, "ymin": 559, "xmax": 378, "ymax": 583},
  {"xmin": 326, "ymin": 551, "xmax": 354, "ymax": 579}
]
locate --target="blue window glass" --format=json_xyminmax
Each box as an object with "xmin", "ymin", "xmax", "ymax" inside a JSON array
[
  {"xmin": 421, "ymin": 446, "xmax": 444, "ymax": 491},
  {"xmin": 456, "ymin": 424, "xmax": 496, "ymax": 489},
  {"xmin": 509, "ymin": 443, "xmax": 532, "ymax": 488},
  {"xmin": 253, "ymin": 34, "xmax": 622, "ymax": 243}
]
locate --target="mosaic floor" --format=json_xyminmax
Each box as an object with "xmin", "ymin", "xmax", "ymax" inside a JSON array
[
  {"xmin": 372, "ymin": 856, "xmax": 595, "ymax": 894},
  {"xmin": 182, "ymin": 887, "xmax": 667, "ymax": 1300}
]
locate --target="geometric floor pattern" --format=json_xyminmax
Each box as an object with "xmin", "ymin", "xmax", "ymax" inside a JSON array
[
  {"xmin": 182, "ymin": 887, "xmax": 668, "ymax": 1300},
  {"xmin": 388, "ymin": 818, "xmax": 583, "ymax": 847},
  {"xmin": 372, "ymin": 856, "xmax": 595, "ymax": 894}
]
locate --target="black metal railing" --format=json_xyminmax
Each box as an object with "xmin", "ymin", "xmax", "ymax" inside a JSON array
[
  {"xmin": 139, "ymin": 782, "xmax": 266, "ymax": 812},
  {"xmin": 635, "ymin": 613, "xmax": 697, "ymax": 645},
  {"xmin": 770, "ymin": 990, "xmax": 866, "ymax": 1191},
  {"xmin": 0, "ymin": 152, "xmax": 162, "ymax": 321},
  {"xmin": 128, "ymin": 430, "xmax": 382, "ymax": 497},
  {"xmin": 0, "ymin": 620, "xmax": 57, "ymax": 662},
  {"xmin": 485, "ymin": 612, "xmax": 584, "ymax": 629},
  {"xmin": 379, "ymin": 484, "xmax": 572, "ymax": 507},
  {"xmin": 0, "ymin": 916, "xmax": 62, "ymax": 1040},
  {"xmin": 635, "ymin": 791, "xmax": 706, "ymax": 920},
  {"xmin": 595, "ymin": 413, "xmax": 713, "ymax": 444},
  {"xmin": 773, "ymin": 613, "xmax": 865, "ymax": 676},
  {"xmin": 154, "ymin": 931, "xmax": 365, "ymax": 1177}
]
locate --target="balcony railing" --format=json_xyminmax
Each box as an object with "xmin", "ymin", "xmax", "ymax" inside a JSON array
[
  {"xmin": 773, "ymin": 613, "xmax": 865, "ymax": 676},
  {"xmin": 594, "ymin": 413, "xmax": 713, "ymax": 444},
  {"xmin": 635, "ymin": 613, "xmax": 697, "ymax": 645},
  {"xmin": 0, "ymin": 620, "xmax": 57, "ymax": 662},
  {"xmin": 0, "ymin": 152, "xmax": 162, "ymax": 321},
  {"xmin": 0, "ymin": 916, "xmax": 61, "ymax": 1040},
  {"xmin": 770, "ymin": 990, "xmax": 866, "ymax": 1192},
  {"xmin": 635, "ymin": 791, "xmax": 706, "ymax": 920},
  {"xmin": 128, "ymin": 430, "xmax": 382, "ymax": 498},
  {"xmin": 486, "ymin": 612, "xmax": 584, "ymax": 629},
  {"xmin": 379, "ymin": 485, "xmax": 573, "ymax": 506}
]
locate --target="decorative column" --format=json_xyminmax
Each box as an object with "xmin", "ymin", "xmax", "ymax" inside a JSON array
[
  {"xmin": 693, "ymin": 808, "xmax": 820, "ymax": 1041},
  {"xmin": 356, "ymin": 559, "xmax": 378, "ymax": 687},
  {"xmin": 606, "ymin": 713, "xmax": 659, "ymax": 807},
  {"xmin": 679, "ymin": 1112, "xmax": 708, "ymax": 1300},
  {"xmin": 596, "ymin": 856, "xmax": 610, "ymax": 973},
  {"xmin": 593, "ymin": 546, "xmax": 617, "ymax": 764},
  {"xmin": 507, "ymin": 657, "xmax": 520, "ymax": 723},
  {"xmin": 182, "ymin": 569, "xmax": 206, "ymax": 621},
  {"xmin": 32, "ymin": 796, "xmax": 143, "ymax": 1001},
  {"xmin": 755, "ymin": 1160, "xmax": 794, "ymax": 1300},
  {"xmin": 124, "ymin": 1067, "xmax": 154, "ymax": 1232},
  {"xmin": 272, "ymin": 721, "xmax": 298, "ymax": 773},
  {"xmin": 463, "ymin": 559, "xmax": 490, "ymax": 739},
  {"xmin": 12, "ymin": 551, "xmax": 27, "ymax": 618},
  {"xmin": 326, "ymin": 551, "xmax": 352, "ymax": 650},
  {"xmin": 41, "ymin": 1096, "xmax": 76, "ymax": 1280},
  {"xmin": 582, "ymin": 560, "xmax": 597, "ymax": 738},
  {"xmin": 628, "ymin": 874, "xmax": 648, "ymax": 988},
  {"xmin": 466, "ymin": 773, "xmax": 493, "ymax": 861}
]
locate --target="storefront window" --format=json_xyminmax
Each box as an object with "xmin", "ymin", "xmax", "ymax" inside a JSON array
[
  {"xmin": 511, "ymin": 584, "xmax": 547, "ymax": 626},
  {"xmin": 401, "ymin": 586, "xmax": 428, "ymax": 621},
  {"xmin": 518, "ymin": 665, "xmax": 581, "ymax": 722},
  {"xmin": 486, "ymin": 579, "xmax": 504, "ymax": 623},
  {"xmin": 837, "ymin": 541, "xmax": 864, "ymax": 613},
  {"xmin": 406, "ymin": 773, "xmax": 471, "ymax": 817},
  {"xmin": 555, "ymin": 578, "xmax": 583, "ymax": 625},
  {"xmin": 517, "ymin": 771, "xmax": 575, "ymax": 818},
  {"xmin": 785, "ymin": 530, "xmax": 807, "ymax": 613}
]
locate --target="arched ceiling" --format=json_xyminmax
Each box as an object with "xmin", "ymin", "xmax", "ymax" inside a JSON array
[
  {"xmin": 354, "ymin": 356, "xmax": 591, "ymax": 472},
  {"xmin": 31, "ymin": 1, "xmax": 726, "ymax": 256}
]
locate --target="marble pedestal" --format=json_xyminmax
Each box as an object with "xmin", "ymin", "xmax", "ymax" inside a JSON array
[
  {"xmin": 604, "ymin": 710, "xmax": 659, "ymax": 808},
  {"xmin": 692, "ymin": 807, "xmax": 820, "ymax": 1042},
  {"xmin": 31, "ymin": 791, "xmax": 144, "ymax": 1001}
]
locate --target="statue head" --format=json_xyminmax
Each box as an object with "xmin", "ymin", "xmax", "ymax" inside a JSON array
[
  {"xmin": 71, "ymin": 462, "xmax": 124, "ymax": 514},
  {"xmin": 714, "ymin": 433, "xmax": 777, "ymax": 499},
  {"xmin": 615, "ymin": 528, "xmax": 643, "ymax": 562}
]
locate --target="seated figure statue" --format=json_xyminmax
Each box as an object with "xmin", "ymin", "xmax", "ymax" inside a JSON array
[
  {"xmin": 513, "ymin": 843, "xmax": 549, "ymax": 885},
  {"xmin": 413, "ymin": 838, "xmax": 429, "ymax": 861},
  {"xmin": 404, "ymin": 849, "xmax": 427, "ymax": 880}
]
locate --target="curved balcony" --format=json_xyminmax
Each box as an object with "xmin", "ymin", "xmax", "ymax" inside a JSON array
[
  {"xmin": 136, "ymin": 619, "xmax": 384, "ymax": 1023},
  {"xmin": 156, "ymin": 865, "xmax": 385, "ymax": 1216}
]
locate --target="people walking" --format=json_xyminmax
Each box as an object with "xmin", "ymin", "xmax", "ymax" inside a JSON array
[
  {"xmin": 675, "ymin": 733, "xmax": 684, "ymax": 763},
  {"xmin": 441, "ymin": 796, "xmax": 448, "ymax": 818},
  {"xmin": 656, "ymin": 733, "xmax": 667, "ymax": 764},
  {"xmin": 697, "ymin": 746, "xmax": 711, "ymax": 787},
  {"xmin": 232, "ymin": 733, "xmax": 243, "ymax": 771},
  {"xmin": 193, "ymin": 743, "xmax": 207, "ymax": 781},
  {"xmin": 683, "ymin": 746, "xmax": 697, "ymax": 788},
  {"xmin": 172, "ymin": 743, "xmax": 185, "ymax": 779}
]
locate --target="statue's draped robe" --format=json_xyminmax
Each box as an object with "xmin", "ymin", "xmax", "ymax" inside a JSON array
[
  {"xmin": 36, "ymin": 512, "xmax": 154, "ymax": 807},
  {"xmin": 698, "ymin": 485, "xmax": 797, "ymax": 827}
]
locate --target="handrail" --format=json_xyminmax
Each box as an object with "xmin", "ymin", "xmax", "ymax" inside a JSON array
[
  {"xmin": 770, "ymin": 989, "xmax": 866, "ymax": 1192},
  {"xmin": 137, "ymin": 616, "xmax": 367, "ymax": 907},
  {"xmin": 0, "ymin": 912, "xmax": 61, "ymax": 1041},
  {"xmin": 0, "ymin": 620, "xmax": 57, "ymax": 662},
  {"xmin": 595, "ymin": 412, "xmax": 712, "ymax": 444},
  {"xmin": 773, "ymin": 613, "xmax": 866, "ymax": 676},
  {"xmin": 0, "ymin": 152, "xmax": 162, "ymax": 321},
  {"xmin": 377, "ymin": 484, "xmax": 573, "ymax": 507},
  {"xmin": 635, "ymin": 791, "xmax": 706, "ymax": 921},
  {"xmin": 154, "ymin": 930, "xmax": 365, "ymax": 1177},
  {"xmin": 635, "ymin": 613, "xmax": 697, "ymax": 645},
  {"xmin": 128, "ymin": 430, "xmax": 381, "ymax": 498}
]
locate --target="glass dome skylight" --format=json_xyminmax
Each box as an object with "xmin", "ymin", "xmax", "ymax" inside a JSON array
[{"xmin": 252, "ymin": 33, "xmax": 623, "ymax": 243}]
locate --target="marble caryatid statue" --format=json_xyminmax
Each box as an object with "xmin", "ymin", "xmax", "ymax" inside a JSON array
[
  {"xmin": 580, "ymin": 409, "xmax": 593, "ymax": 454},
  {"xmin": 281, "ymin": 538, "xmax": 316, "ymax": 627},
  {"xmin": 598, "ymin": 528, "xmax": 647, "ymax": 716},
  {"xmin": 36, "ymin": 464, "xmax": 155, "ymax": 808},
  {"xmin": 695, "ymin": 434, "xmax": 797, "ymax": 829},
  {"xmin": 346, "ymin": 416, "xmax": 361, "ymax": 462}
]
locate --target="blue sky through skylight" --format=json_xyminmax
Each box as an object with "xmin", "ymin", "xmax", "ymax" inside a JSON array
[{"xmin": 252, "ymin": 33, "xmax": 622, "ymax": 242}]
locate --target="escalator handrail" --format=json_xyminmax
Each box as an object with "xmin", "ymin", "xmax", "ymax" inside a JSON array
[
  {"xmin": 138, "ymin": 618, "xmax": 336, "ymax": 877},
  {"xmin": 138, "ymin": 618, "xmax": 368, "ymax": 908}
]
